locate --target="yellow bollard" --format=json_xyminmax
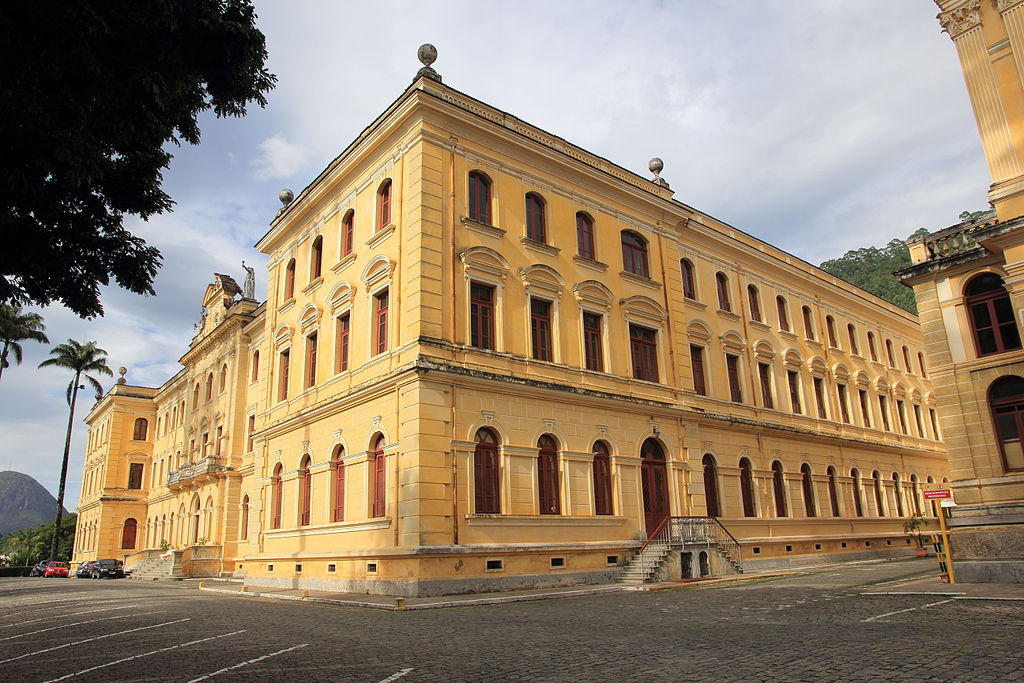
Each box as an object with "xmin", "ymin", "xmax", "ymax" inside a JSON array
[
  {"xmin": 241, "ymin": 585, "xmax": 249, "ymax": 592},
  {"xmin": 394, "ymin": 597, "xmax": 406, "ymax": 610}
]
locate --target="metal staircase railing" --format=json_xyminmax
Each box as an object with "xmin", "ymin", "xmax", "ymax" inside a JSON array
[{"xmin": 670, "ymin": 516, "xmax": 743, "ymax": 571}]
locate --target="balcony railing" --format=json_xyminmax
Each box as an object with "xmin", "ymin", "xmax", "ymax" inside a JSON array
[
  {"xmin": 670, "ymin": 516, "xmax": 743, "ymax": 568},
  {"xmin": 167, "ymin": 456, "xmax": 222, "ymax": 487}
]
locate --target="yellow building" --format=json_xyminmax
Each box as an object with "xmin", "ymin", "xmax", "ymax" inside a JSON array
[
  {"xmin": 73, "ymin": 46, "xmax": 946, "ymax": 596},
  {"xmin": 894, "ymin": 0, "xmax": 1024, "ymax": 583}
]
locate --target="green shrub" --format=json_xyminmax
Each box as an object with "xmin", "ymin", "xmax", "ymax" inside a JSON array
[{"xmin": 0, "ymin": 566, "xmax": 33, "ymax": 577}]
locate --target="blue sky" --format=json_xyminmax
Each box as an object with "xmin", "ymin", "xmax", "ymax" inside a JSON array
[{"xmin": 0, "ymin": 1, "xmax": 990, "ymax": 510}]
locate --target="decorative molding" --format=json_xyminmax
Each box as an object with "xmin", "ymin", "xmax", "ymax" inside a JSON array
[
  {"xmin": 521, "ymin": 237, "xmax": 560, "ymax": 258},
  {"xmin": 999, "ymin": 0, "xmax": 1024, "ymax": 12},
  {"xmin": 573, "ymin": 255, "xmax": 608, "ymax": 273},
  {"xmin": 619, "ymin": 270, "xmax": 663, "ymax": 291},
  {"xmin": 331, "ymin": 252, "xmax": 357, "ymax": 275},
  {"xmin": 365, "ymin": 223, "xmax": 395, "ymax": 249},
  {"xmin": 938, "ymin": 1, "xmax": 981, "ymax": 39},
  {"xmin": 461, "ymin": 216, "xmax": 506, "ymax": 239}
]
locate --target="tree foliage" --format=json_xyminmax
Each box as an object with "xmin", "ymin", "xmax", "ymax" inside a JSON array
[
  {"xmin": 819, "ymin": 228, "xmax": 930, "ymax": 314},
  {"xmin": 0, "ymin": 514, "xmax": 77, "ymax": 565},
  {"xmin": 0, "ymin": 1, "xmax": 276, "ymax": 318},
  {"xmin": 0, "ymin": 303, "xmax": 48, "ymax": 384}
]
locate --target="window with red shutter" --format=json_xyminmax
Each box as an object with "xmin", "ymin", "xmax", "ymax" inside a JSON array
[
  {"xmin": 537, "ymin": 435, "xmax": 560, "ymax": 514},
  {"xmin": 525, "ymin": 193, "xmax": 546, "ymax": 243},
  {"xmin": 576, "ymin": 213, "xmax": 595, "ymax": 260},
  {"xmin": 470, "ymin": 283, "xmax": 495, "ymax": 350},
  {"xmin": 299, "ymin": 457, "xmax": 311, "ymax": 526},
  {"xmin": 583, "ymin": 312, "xmax": 603, "ymax": 372},
  {"xmin": 474, "ymin": 429, "xmax": 499, "ymax": 514},
  {"xmin": 592, "ymin": 441, "xmax": 612, "ymax": 515},
  {"xmin": 333, "ymin": 445, "xmax": 345, "ymax": 522},
  {"xmin": 337, "ymin": 314, "xmax": 350, "ymax": 372},
  {"xmin": 372, "ymin": 436, "xmax": 386, "ymax": 517},
  {"xmin": 374, "ymin": 290, "xmax": 389, "ymax": 355},
  {"xmin": 377, "ymin": 179, "xmax": 392, "ymax": 231}
]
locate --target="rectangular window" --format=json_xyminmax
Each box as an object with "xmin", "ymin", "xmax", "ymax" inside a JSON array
[
  {"xmin": 726, "ymin": 353, "xmax": 742, "ymax": 402},
  {"xmin": 201, "ymin": 432, "xmax": 209, "ymax": 457},
  {"xmin": 813, "ymin": 377, "xmax": 827, "ymax": 419},
  {"xmin": 758, "ymin": 362, "xmax": 773, "ymax": 409},
  {"xmin": 788, "ymin": 370, "xmax": 802, "ymax": 414},
  {"xmin": 583, "ymin": 312, "xmax": 603, "ymax": 372},
  {"xmin": 630, "ymin": 325, "xmax": 658, "ymax": 382},
  {"xmin": 530, "ymin": 298, "xmax": 553, "ymax": 362},
  {"xmin": 251, "ymin": 351, "xmax": 259, "ymax": 383},
  {"xmin": 690, "ymin": 345, "xmax": 706, "ymax": 396},
  {"xmin": 336, "ymin": 314, "xmax": 350, "ymax": 372},
  {"xmin": 929, "ymin": 408, "xmax": 940, "ymax": 439},
  {"xmin": 880, "ymin": 395, "xmax": 891, "ymax": 431},
  {"xmin": 305, "ymin": 332, "xmax": 317, "ymax": 388},
  {"xmin": 470, "ymin": 282, "xmax": 495, "ymax": 350},
  {"xmin": 278, "ymin": 350, "xmax": 290, "ymax": 402},
  {"xmin": 837, "ymin": 384, "xmax": 851, "ymax": 424},
  {"xmin": 374, "ymin": 290, "xmax": 389, "ymax": 355},
  {"xmin": 247, "ymin": 415, "xmax": 255, "ymax": 453},
  {"xmin": 577, "ymin": 214, "xmax": 595, "ymax": 260},
  {"xmin": 859, "ymin": 389, "xmax": 871, "ymax": 427},
  {"xmin": 215, "ymin": 426, "xmax": 223, "ymax": 455},
  {"xmin": 127, "ymin": 463, "xmax": 144, "ymax": 490},
  {"xmin": 913, "ymin": 404, "xmax": 924, "ymax": 436},
  {"xmin": 896, "ymin": 399, "xmax": 908, "ymax": 434}
]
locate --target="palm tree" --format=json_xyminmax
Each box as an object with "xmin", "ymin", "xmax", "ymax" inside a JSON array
[
  {"xmin": 39, "ymin": 340, "xmax": 112, "ymax": 561},
  {"xmin": 0, "ymin": 303, "xmax": 49, "ymax": 384}
]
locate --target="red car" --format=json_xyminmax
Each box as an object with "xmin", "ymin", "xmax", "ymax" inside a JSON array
[{"xmin": 44, "ymin": 561, "xmax": 69, "ymax": 578}]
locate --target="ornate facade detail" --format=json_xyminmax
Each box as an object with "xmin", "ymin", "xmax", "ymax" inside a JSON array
[{"xmin": 938, "ymin": 1, "xmax": 981, "ymax": 39}]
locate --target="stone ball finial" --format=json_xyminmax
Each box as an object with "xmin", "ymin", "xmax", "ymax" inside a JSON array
[
  {"xmin": 279, "ymin": 189, "xmax": 294, "ymax": 206},
  {"xmin": 649, "ymin": 157, "xmax": 664, "ymax": 176},
  {"xmin": 418, "ymin": 44, "xmax": 437, "ymax": 67},
  {"xmin": 117, "ymin": 367, "xmax": 127, "ymax": 385}
]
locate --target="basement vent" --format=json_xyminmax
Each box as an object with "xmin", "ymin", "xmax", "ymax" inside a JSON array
[
  {"xmin": 295, "ymin": 564, "xmax": 302, "ymax": 573},
  {"xmin": 841, "ymin": 542, "xmax": 847, "ymax": 549},
  {"xmin": 785, "ymin": 545, "xmax": 793, "ymax": 553},
  {"xmin": 366, "ymin": 562, "xmax": 378, "ymax": 574},
  {"xmin": 815, "ymin": 544, "xmax": 822, "ymax": 551},
  {"xmin": 606, "ymin": 555, "xmax": 618, "ymax": 566},
  {"xmin": 486, "ymin": 559, "xmax": 504, "ymax": 571},
  {"xmin": 865, "ymin": 541, "xmax": 871, "ymax": 547},
  {"xmin": 550, "ymin": 557, "xmax": 565, "ymax": 569},
  {"xmin": 268, "ymin": 564, "xmax": 274, "ymax": 572},
  {"xmin": 752, "ymin": 547, "xmax": 760, "ymax": 555},
  {"xmin": 886, "ymin": 540, "xmax": 892, "ymax": 546},
  {"xmin": 327, "ymin": 563, "xmax": 336, "ymax": 573}
]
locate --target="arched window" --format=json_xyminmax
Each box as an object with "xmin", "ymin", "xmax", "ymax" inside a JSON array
[
  {"xmin": 777, "ymin": 296, "xmax": 790, "ymax": 332},
  {"xmin": 192, "ymin": 382, "xmax": 200, "ymax": 409},
  {"xmin": 468, "ymin": 171, "xmax": 491, "ymax": 224},
  {"xmin": 271, "ymin": 464, "xmax": 283, "ymax": 529},
  {"xmin": 299, "ymin": 456, "xmax": 312, "ymax": 526},
  {"xmin": 251, "ymin": 351, "xmax": 259, "ymax": 383},
  {"xmin": 240, "ymin": 496, "xmax": 249, "ymax": 540},
  {"xmin": 284, "ymin": 258, "xmax": 296, "ymax": 300},
  {"xmin": 739, "ymin": 458, "xmax": 756, "ymax": 517},
  {"xmin": 927, "ymin": 475, "xmax": 938, "ymax": 517},
  {"xmin": 592, "ymin": 441, "xmax": 613, "ymax": 516},
  {"xmin": 801, "ymin": 464, "xmax": 816, "ymax": 517},
  {"xmin": 966, "ymin": 273, "xmax": 1021, "ymax": 356},
  {"xmin": 892, "ymin": 473, "xmax": 904, "ymax": 517},
  {"xmin": 772, "ymin": 461, "xmax": 787, "ymax": 517},
  {"xmin": 747, "ymin": 285, "xmax": 761, "ymax": 322},
  {"xmin": 132, "ymin": 418, "xmax": 148, "ymax": 441},
  {"xmin": 848, "ymin": 324, "xmax": 859, "ymax": 355},
  {"xmin": 885, "ymin": 339, "xmax": 896, "ymax": 367},
  {"xmin": 716, "ymin": 272, "xmax": 730, "ymax": 312},
  {"xmin": 621, "ymin": 231, "xmax": 649, "ymax": 278},
  {"xmin": 537, "ymin": 435, "xmax": 560, "ymax": 514},
  {"xmin": 310, "ymin": 235, "xmax": 323, "ymax": 281},
  {"xmin": 121, "ymin": 518, "xmax": 137, "ymax": 550},
  {"xmin": 918, "ymin": 352, "xmax": 928, "ymax": 378},
  {"xmin": 990, "ymin": 376, "xmax": 1024, "ymax": 471},
  {"xmin": 206, "ymin": 372, "xmax": 213, "ymax": 401},
  {"xmin": 826, "ymin": 316, "xmax": 837, "ymax": 348},
  {"xmin": 910, "ymin": 474, "xmax": 922, "ymax": 516},
  {"xmin": 873, "ymin": 470, "xmax": 885, "ymax": 517},
  {"xmin": 680, "ymin": 259, "xmax": 696, "ymax": 300},
  {"xmin": 827, "ymin": 467, "xmax": 840, "ymax": 517},
  {"xmin": 372, "ymin": 435, "xmax": 386, "ymax": 518},
  {"xmin": 576, "ymin": 212, "xmax": 595, "ymax": 260},
  {"xmin": 851, "ymin": 470, "xmax": 864, "ymax": 517},
  {"xmin": 866, "ymin": 332, "xmax": 878, "ymax": 362},
  {"xmin": 525, "ymin": 193, "xmax": 546, "ymax": 243},
  {"xmin": 219, "ymin": 363, "xmax": 228, "ymax": 392},
  {"xmin": 332, "ymin": 445, "xmax": 345, "ymax": 522},
  {"xmin": 341, "ymin": 210, "xmax": 354, "ymax": 257},
  {"xmin": 474, "ymin": 428, "xmax": 500, "ymax": 514},
  {"xmin": 902, "ymin": 345, "xmax": 912, "ymax": 372},
  {"xmin": 377, "ymin": 179, "xmax": 392, "ymax": 231},
  {"xmin": 703, "ymin": 454, "xmax": 720, "ymax": 517},
  {"xmin": 802, "ymin": 306, "xmax": 814, "ymax": 340}
]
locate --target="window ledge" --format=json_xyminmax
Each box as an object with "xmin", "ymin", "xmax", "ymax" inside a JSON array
[
  {"xmin": 573, "ymin": 255, "xmax": 608, "ymax": 273},
  {"xmin": 683, "ymin": 297, "xmax": 707, "ymax": 311},
  {"xmin": 277, "ymin": 298, "xmax": 296, "ymax": 315},
  {"xmin": 331, "ymin": 252, "xmax": 357, "ymax": 274},
  {"xmin": 779, "ymin": 330, "xmax": 798, "ymax": 341},
  {"xmin": 521, "ymin": 237, "xmax": 560, "ymax": 257},
  {"xmin": 717, "ymin": 309, "xmax": 741, "ymax": 323},
  {"xmin": 805, "ymin": 338, "xmax": 823, "ymax": 349},
  {"xmin": 619, "ymin": 271, "xmax": 663, "ymax": 290},
  {"xmin": 302, "ymin": 277, "xmax": 324, "ymax": 296},
  {"xmin": 466, "ymin": 514, "xmax": 627, "ymax": 526},
  {"xmin": 366, "ymin": 224, "xmax": 395, "ymax": 249},
  {"xmin": 461, "ymin": 216, "xmax": 505, "ymax": 239},
  {"xmin": 748, "ymin": 320, "xmax": 771, "ymax": 332}
]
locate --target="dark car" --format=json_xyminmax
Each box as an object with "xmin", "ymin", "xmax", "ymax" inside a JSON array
[
  {"xmin": 29, "ymin": 561, "xmax": 49, "ymax": 577},
  {"xmin": 90, "ymin": 559, "xmax": 124, "ymax": 579},
  {"xmin": 44, "ymin": 561, "xmax": 69, "ymax": 578},
  {"xmin": 75, "ymin": 561, "xmax": 96, "ymax": 578}
]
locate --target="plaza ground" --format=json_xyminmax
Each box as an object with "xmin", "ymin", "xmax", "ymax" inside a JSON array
[{"xmin": 2, "ymin": 558, "xmax": 1022, "ymax": 681}]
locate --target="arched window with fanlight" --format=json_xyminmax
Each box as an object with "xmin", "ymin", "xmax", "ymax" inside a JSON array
[
  {"xmin": 892, "ymin": 472, "xmax": 904, "ymax": 517},
  {"xmin": 772, "ymin": 461, "xmax": 787, "ymax": 517},
  {"xmin": 739, "ymin": 458, "xmax": 756, "ymax": 517},
  {"xmin": 851, "ymin": 468, "xmax": 864, "ymax": 517},
  {"xmin": 310, "ymin": 235, "xmax": 323, "ymax": 281},
  {"xmin": 681, "ymin": 259, "xmax": 696, "ymax": 300},
  {"xmin": 966, "ymin": 273, "xmax": 1021, "ymax": 357},
  {"xmin": 989, "ymin": 375, "xmax": 1024, "ymax": 472},
  {"xmin": 468, "ymin": 171, "xmax": 491, "ymax": 224},
  {"xmin": 801, "ymin": 464, "xmax": 816, "ymax": 517},
  {"xmin": 537, "ymin": 435, "xmax": 560, "ymax": 514},
  {"xmin": 592, "ymin": 441, "xmax": 613, "ymax": 516},
  {"xmin": 121, "ymin": 518, "xmax": 137, "ymax": 550},
  {"xmin": 284, "ymin": 258, "xmax": 296, "ymax": 300},
  {"xmin": 576, "ymin": 212, "xmax": 595, "ymax": 260},
  {"xmin": 372, "ymin": 435, "xmax": 386, "ymax": 518},
  {"xmin": 298, "ymin": 456, "xmax": 312, "ymax": 526},
  {"xmin": 474, "ymin": 428, "xmax": 499, "ymax": 514},
  {"xmin": 747, "ymin": 284, "xmax": 761, "ymax": 322},
  {"xmin": 271, "ymin": 464, "xmax": 283, "ymax": 529},
  {"xmin": 525, "ymin": 192, "xmax": 546, "ymax": 243},
  {"xmin": 621, "ymin": 230, "xmax": 649, "ymax": 278},
  {"xmin": 873, "ymin": 470, "xmax": 885, "ymax": 517},
  {"xmin": 827, "ymin": 466, "xmax": 840, "ymax": 517},
  {"xmin": 716, "ymin": 272, "xmax": 731, "ymax": 312},
  {"xmin": 703, "ymin": 454, "xmax": 720, "ymax": 517},
  {"xmin": 332, "ymin": 445, "xmax": 345, "ymax": 522},
  {"xmin": 377, "ymin": 179, "xmax": 392, "ymax": 232}
]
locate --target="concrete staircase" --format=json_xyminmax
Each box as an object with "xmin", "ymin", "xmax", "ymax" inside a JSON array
[
  {"xmin": 128, "ymin": 554, "xmax": 180, "ymax": 580},
  {"xmin": 616, "ymin": 543, "xmax": 672, "ymax": 585}
]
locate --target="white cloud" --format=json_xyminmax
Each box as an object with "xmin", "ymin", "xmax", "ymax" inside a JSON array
[{"xmin": 250, "ymin": 133, "xmax": 309, "ymax": 179}]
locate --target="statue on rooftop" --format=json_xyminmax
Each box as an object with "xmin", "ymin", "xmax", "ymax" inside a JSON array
[{"xmin": 242, "ymin": 261, "xmax": 256, "ymax": 300}]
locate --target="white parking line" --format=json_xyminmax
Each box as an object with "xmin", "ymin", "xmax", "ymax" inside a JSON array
[
  {"xmin": 187, "ymin": 643, "xmax": 309, "ymax": 681},
  {"xmin": 0, "ymin": 617, "xmax": 189, "ymax": 664},
  {"xmin": 862, "ymin": 598, "xmax": 955, "ymax": 622},
  {"xmin": 44, "ymin": 629, "xmax": 247, "ymax": 682},
  {"xmin": 0, "ymin": 610, "xmax": 160, "ymax": 641},
  {"xmin": 379, "ymin": 668, "xmax": 415, "ymax": 682},
  {"xmin": 1, "ymin": 604, "xmax": 139, "ymax": 629}
]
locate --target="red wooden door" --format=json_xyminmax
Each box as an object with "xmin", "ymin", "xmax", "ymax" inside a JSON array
[{"xmin": 640, "ymin": 439, "xmax": 669, "ymax": 536}]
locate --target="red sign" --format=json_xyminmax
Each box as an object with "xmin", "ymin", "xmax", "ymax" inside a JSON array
[{"xmin": 923, "ymin": 488, "xmax": 952, "ymax": 500}]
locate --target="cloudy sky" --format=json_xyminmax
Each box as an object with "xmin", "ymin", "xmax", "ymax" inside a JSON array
[{"xmin": 0, "ymin": 0, "xmax": 990, "ymax": 511}]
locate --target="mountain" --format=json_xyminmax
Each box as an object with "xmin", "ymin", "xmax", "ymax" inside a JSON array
[{"xmin": 0, "ymin": 471, "xmax": 65, "ymax": 535}]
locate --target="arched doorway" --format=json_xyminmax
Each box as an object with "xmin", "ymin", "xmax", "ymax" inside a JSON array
[
  {"xmin": 702, "ymin": 454, "xmax": 720, "ymax": 517},
  {"xmin": 121, "ymin": 518, "xmax": 137, "ymax": 550},
  {"xmin": 640, "ymin": 438, "xmax": 669, "ymax": 536}
]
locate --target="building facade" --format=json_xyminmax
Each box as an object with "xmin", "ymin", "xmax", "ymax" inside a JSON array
[
  {"xmin": 73, "ymin": 49, "xmax": 946, "ymax": 596},
  {"xmin": 893, "ymin": 0, "xmax": 1024, "ymax": 583}
]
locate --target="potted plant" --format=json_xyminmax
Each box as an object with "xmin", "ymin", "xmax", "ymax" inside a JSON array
[{"xmin": 904, "ymin": 513, "xmax": 928, "ymax": 556}]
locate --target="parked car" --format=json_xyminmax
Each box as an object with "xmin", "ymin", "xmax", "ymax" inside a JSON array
[
  {"xmin": 75, "ymin": 561, "xmax": 96, "ymax": 578},
  {"xmin": 90, "ymin": 559, "xmax": 125, "ymax": 579},
  {"xmin": 29, "ymin": 561, "xmax": 50, "ymax": 577},
  {"xmin": 44, "ymin": 561, "xmax": 69, "ymax": 578}
]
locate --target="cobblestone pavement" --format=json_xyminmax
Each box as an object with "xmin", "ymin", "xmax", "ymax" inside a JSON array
[{"xmin": 2, "ymin": 560, "xmax": 1022, "ymax": 682}]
